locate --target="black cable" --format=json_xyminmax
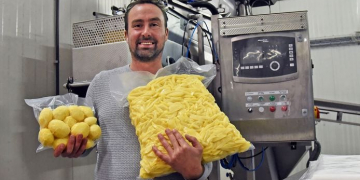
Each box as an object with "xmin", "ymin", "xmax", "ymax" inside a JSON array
[
  {"xmin": 55, "ymin": 0, "xmax": 60, "ymax": 95},
  {"xmin": 245, "ymin": 4, "xmax": 248, "ymax": 16},
  {"xmin": 201, "ymin": 22, "xmax": 212, "ymax": 52},
  {"xmin": 268, "ymin": 0, "xmax": 271, "ymax": 13},
  {"xmin": 236, "ymin": 2, "xmax": 240, "ymax": 16},
  {"xmin": 203, "ymin": 21, "xmax": 219, "ymax": 63},
  {"xmin": 238, "ymin": 147, "xmax": 268, "ymax": 159},
  {"xmin": 203, "ymin": 30, "xmax": 215, "ymax": 63}
]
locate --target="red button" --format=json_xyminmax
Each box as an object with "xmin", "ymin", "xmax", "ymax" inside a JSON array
[
  {"xmin": 270, "ymin": 106, "xmax": 276, "ymax": 112},
  {"xmin": 282, "ymin": 106, "xmax": 288, "ymax": 111}
]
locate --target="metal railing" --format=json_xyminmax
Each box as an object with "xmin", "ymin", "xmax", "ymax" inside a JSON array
[{"xmin": 315, "ymin": 98, "xmax": 360, "ymax": 126}]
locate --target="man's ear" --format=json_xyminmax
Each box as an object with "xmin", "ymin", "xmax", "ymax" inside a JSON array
[
  {"xmin": 124, "ymin": 30, "xmax": 128, "ymax": 42},
  {"xmin": 165, "ymin": 28, "xmax": 169, "ymax": 41}
]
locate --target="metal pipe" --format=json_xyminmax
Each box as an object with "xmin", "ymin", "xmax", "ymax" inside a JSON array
[
  {"xmin": 55, "ymin": 0, "xmax": 59, "ymax": 95},
  {"xmin": 188, "ymin": 2, "xmax": 219, "ymax": 15},
  {"xmin": 93, "ymin": 12, "xmax": 111, "ymax": 18},
  {"xmin": 168, "ymin": 0, "xmax": 212, "ymax": 20},
  {"xmin": 238, "ymin": 3, "xmax": 246, "ymax": 16},
  {"xmin": 197, "ymin": 15, "xmax": 205, "ymax": 65},
  {"xmin": 310, "ymin": 33, "xmax": 360, "ymax": 48},
  {"xmin": 315, "ymin": 98, "xmax": 360, "ymax": 116},
  {"xmin": 316, "ymin": 118, "xmax": 360, "ymax": 127}
]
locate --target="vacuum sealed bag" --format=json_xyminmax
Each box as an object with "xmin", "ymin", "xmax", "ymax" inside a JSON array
[
  {"xmin": 110, "ymin": 57, "xmax": 251, "ymax": 179},
  {"xmin": 25, "ymin": 93, "xmax": 101, "ymax": 153}
]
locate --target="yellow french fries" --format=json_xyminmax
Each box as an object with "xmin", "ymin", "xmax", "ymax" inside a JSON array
[{"xmin": 128, "ymin": 74, "xmax": 251, "ymax": 179}]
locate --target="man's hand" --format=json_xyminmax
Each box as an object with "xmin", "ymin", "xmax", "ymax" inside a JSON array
[
  {"xmin": 152, "ymin": 129, "xmax": 204, "ymax": 180},
  {"xmin": 53, "ymin": 134, "xmax": 87, "ymax": 158}
]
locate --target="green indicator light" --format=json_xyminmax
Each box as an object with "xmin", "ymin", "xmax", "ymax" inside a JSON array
[{"xmin": 269, "ymin": 95, "xmax": 276, "ymax": 101}]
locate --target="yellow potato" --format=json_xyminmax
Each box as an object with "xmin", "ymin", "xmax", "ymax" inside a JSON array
[
  {"xmin": 52, "ymin": 138, "xmax": 69, "ymax": 149},
  {"xmin": 69, "ymin": 105, "xmax": 85, "ymax": 122},
  {"xmin": 63, "ymin": 116, "xmax": 77, "ymax": 128},
  {"xmin": 128, "ymin": 74, "xmax": 251, "ymax": 179},
  {"xmin": 38, "ymin": 108, "xmax": 53, "ymax": 128},
  {"xmin": 88, "ymin": 124, "xmax": 101, "ymax": 140},
  {"xmin": 85, "ymin": 139, "xmax": 95, "ymax": 149},
  {"xmin": 48, "ymin": 120, "xmax": 70, "ymax": 138},
  {"xmin": 52, "ymin": 106, "xmax": 69, "ymax": 121},
  {"xmin": 38, "ymin": 128, "xmax": 54, "ymax": 147},
  {"xmin": 84, "ymin": 117, "xmax": 97, "ymax": 126},
  {"xmin": 71, "ymin": 122, "xmax": 90, "ymax": 138},
  {"xmin": 79, "ymin": 106, "xmax": 94, "ymax": 118}
]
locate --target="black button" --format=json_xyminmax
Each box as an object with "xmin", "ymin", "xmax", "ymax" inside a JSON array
[
  {"xmin": 248, "ymin": 108, "xmax": 253, "ymax": 113},
  {"xmin": 271, "ymin": 62, "xmax": 279, "ymax": 69}
]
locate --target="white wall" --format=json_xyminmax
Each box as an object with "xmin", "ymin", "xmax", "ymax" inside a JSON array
[{"xmin": 252, "ymin": 0, "xmax": 360, "ymax": 176}]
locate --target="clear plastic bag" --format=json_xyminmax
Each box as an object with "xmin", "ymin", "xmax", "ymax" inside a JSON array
[
  {"xmin": 109, "ymin": 57, "xmax": 216, "ymax": 107},
  {"xmin": 109, "ymin": 57, "xmax": 252, "ymax": 179},
  {"xmin": 25, "ymin": 93, "xmax": 97, "ymax": 153}
]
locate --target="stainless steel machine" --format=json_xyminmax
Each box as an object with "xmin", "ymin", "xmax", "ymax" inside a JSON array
[
  {"xmin": 208, "ymin": 10, "xmax": 317, "ymax": 180},
  {"xmin": 213, "ymin": 11, "xmax": 315, "ymax": 143}
]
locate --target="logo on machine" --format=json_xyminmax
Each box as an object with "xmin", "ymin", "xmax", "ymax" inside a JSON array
[{"xmin": 258, "ymin": 39, "xmax": 269, "ymax": 43}]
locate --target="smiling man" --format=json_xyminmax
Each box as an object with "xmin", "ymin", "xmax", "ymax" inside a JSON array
[
  {"xmin": 125, "ymin": 3, "xmax": 167, "ymax": 63},
  {"xmin": 53, "ymin": 0, "xmax": 212, "ymax": 179},
  {"xmin": 125, "ymin": 0, "xmax": 168, "ymax": 74},
  {"xmin": 125, "ymin": 1, "xmax": 211, "ymax": 179}
]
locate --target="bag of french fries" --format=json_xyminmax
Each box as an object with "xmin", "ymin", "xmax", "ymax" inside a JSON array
[{"xmin": 109, "ymin": 57, "xmax": 251, "ymax": 179}]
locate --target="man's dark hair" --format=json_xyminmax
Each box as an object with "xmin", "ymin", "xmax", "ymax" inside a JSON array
[{"xmin": 124, "ymin": 0, "xmax": 168, "ymax": 31}]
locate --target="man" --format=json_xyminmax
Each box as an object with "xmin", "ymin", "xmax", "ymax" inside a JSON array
[{"xmin": 54, "ymin": 0, "xmax": 212, "ymax": 179}]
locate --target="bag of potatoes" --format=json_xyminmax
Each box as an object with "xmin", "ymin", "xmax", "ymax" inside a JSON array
[
  {"xmin": 110, "ymin": 58, "xmax": 251, "ymax": 179},
  {"xmin": 25, "ymin": 93, "xmax": 101, "ymax": 153}
]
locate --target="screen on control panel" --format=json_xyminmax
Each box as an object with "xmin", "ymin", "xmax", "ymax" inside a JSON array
[{"xmin": 233, "ymin": 36, "xmax": 297, "ymax": 78}]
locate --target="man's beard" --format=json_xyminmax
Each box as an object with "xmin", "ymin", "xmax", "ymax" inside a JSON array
[{"xmin": 130, "ymin": 37, "xmax": 165, "ymax": 62}]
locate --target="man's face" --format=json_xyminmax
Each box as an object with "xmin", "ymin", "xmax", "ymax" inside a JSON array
[{"xmin": 125, "ymin": 3, "xmax": 168, "ymax": 62}]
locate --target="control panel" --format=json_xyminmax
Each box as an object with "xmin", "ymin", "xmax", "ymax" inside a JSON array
[{"xmin": 245, "ymin": 90, "xmax": 289, "ymax": 115}]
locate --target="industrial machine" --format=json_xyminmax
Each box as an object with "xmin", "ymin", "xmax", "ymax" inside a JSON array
[
  {"xmin": 214, "ymin": 11, "xmax": 315, "ymax": 143},
  {"xmin": 211, "ymin": 10, "xmax": 316, "ymax": 180}
]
